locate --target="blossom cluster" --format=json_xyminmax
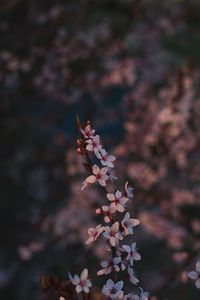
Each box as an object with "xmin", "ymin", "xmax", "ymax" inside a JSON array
[
  {"xmin": 188, "ymin": 261, "xmax": 200, "ymax": 289},
  {"xmin": 70, "ymin": 120, "xmax": 148, "ymax": 300}
]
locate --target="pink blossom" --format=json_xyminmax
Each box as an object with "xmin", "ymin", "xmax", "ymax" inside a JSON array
[
  {"xmin": 81, "ymin": 124, "xmax": 95, "ymax": 139},
  {"xmin": 69, "ymin": 268, "xmax": 92, "ymax": 293},
  {"xmin": 81, "ymin": 164, "xmax": 108, "ymax": 190},
  {"xmin": 102, "ymin": 205, "xmax": 115, "ymax": 223},
  {"xmin": 107, "ymin": 190, "xmax": 128, "ymax": 213},
  {"xmin": 86, "ymin": 135, "xmax": 102, "ymax": 156},
  {"xmin": 122, "ymin": 243, "xmax": 141, "ymax": 266},
  {"xmin": 85, "ymin": 224, "xmax": 104, "ymax": 244},
  {"xmin": 97, "ymin": 257, "xmax": 121, "ymax": 275},
  {"xmin": 102, "ymin": 279, "xmax": 124, "ymax": 299},
  {"xmin": 103, "ymin": 222, "xmax": 123, "ymax": 246},
  {"xmin": 97, "ymin": 149, "xmax": 116, "ymax": 168},
  {"xmin": 121, "ymin": 212, "xmax": 140, "ymax": 235}
]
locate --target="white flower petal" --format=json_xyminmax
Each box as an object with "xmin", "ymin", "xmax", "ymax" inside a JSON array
[
  {"xmin": 112, "ymin": 222, "xmax": 119, "ymax": 232},
  {"xmin": 81, "ymin": 268, "xmax": 88, "ymax": 281},
  {"xmin": 117, "ymin": 204, "xmax": 124, "ymax": 212},
  {"xmin": 115, "ymin": 280, "xmax": 124, "ymax": 290},
  {"xmin": 120, "ymin": 197, "xmax": 128, "ymax": 205},
  {"xmin": 107, "ymin": 279, "xmax": 114, "ymax": 288},
  {"xmin": 101, "ymin": 167, "xmax": 108, "ymax": 174},
  {"xmin": 188, "ymin": 271, "xmax": 198, "ymax": 280},
  {"xmin": 83, "ymin": 286, "xmax": 89, "ymax": 293},
  {"xmin": 110, "ymin": 237, "xmax": 116, "ymax": 246},
  {"xmin": 73, "ymin": 274, "xmax": 80, "ymax": 283},
  {"xmin": 97, "ymin": 269, "xmax": 105, "ymax": 276},
  {"xmin": 85, "ymin": 237, "xmax": 94, "ymax": 245},
  {"xmin": 102, "ymin": 286, "xmax": 109, "ymax": 296},
  {"xmin": 107, "ymin": 193, "xmax": 115, "ymax": 201},
  {"xmin": 98, "ymin": 178, "xmax": 106, "ymax": 186},
  {"xmin": 76, "ymin": 285, "xmax": 82, "ymax": 293},
  {"xmin": 92, "ymin": 164, "xmax": 99, "ymax": 175},
  {"xmin": 196, "ymin": 261, "xmax": 200, "ymax": 273},
  {"xmin": 195, "ymin": 279, "xmax": 200, "ymax": 288},
  {"xmin": 86, "ymin": 175, "xmax": 96, "ymax": 184},
  {"xmin": 86, "ymin": 279, "xmax": 92, "ymax": 287},
  {"xmin": 122, "ymin": 245, "xmax": 130, "ymax": 252}
]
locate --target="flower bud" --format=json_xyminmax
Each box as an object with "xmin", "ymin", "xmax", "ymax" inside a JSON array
[
  {"xmin": 96, "ymin": 208, "xmax": 102, "ymax": 215},
  {"xmin": 77, "ymin": 148, "xmax": 83, "ymax": 155},
  {"xmin": 77, "ymin": 139, "xmax": 82, "ymax": 147}
]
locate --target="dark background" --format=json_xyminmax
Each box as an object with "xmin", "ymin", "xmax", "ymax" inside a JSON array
[{"xmin": 1, "ymin": 0, "xmax": 200, "ymax": 299}]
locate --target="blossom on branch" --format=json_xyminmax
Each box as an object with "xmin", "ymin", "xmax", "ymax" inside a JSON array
[
  {"xmin": 81, "ymin": 164, "xmax": 108, "ymax": 190},
  {"xmin": 85, "ymin": 224, "xmax": 104, "ymax": 245},
  {"xmin": 107, "ymin": 190, "xmax": 128, "ymax": 213},
  {"xmin": 102, "ymin": 205, "xmax": 115, "ymax": 223},
  {"xmin": 69, "ymin": 268, "xmax": 92, "ymax": 294},
  {"xmin": 122, "ymin": 243, "xmax": 141, "ymax": 266},
  {"xmin": 103, "ymin": 222, "xmax": 123, "ymax": 246},
  {"xmin": 121, "ymin": 212, "xmax": 140, "ymax": 236},
  {"xmin": 81, "ymin": 124, "xmax": 95, "ymax": 139},
  {"xmin": 102, "ymin": 279, "xmax": 124, "ymax": 299},
  {"xmin": 97, "ymin": 257, "xmax": 121, "ymax": 275},
  {"xmin": 97, "ymin": 149, "xmax": 116, "ymax": 168},
  {"xmin": 86, "ymin": 135, "xmax": 102, "ymax": 156}
]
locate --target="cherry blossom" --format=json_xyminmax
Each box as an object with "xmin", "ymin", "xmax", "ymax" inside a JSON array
[
  {"xmin": 69, "ymin": 268, "xmax": 92, "ymax": 293},
  {"xmin": 124, "ymin": 181, "xmax": 134, "ymax": 199},
  {"xmin": 102, "ymin": 279, "xmax": 124, "ymax": 299},
  {"xmin": 81, "ymin": 124, "xmax": 95, "ymax": 139},
  {"xmin": 97, "ymin": 257, "xmax": 121, "ymax": 275},
  {"xmin": 122, "ymin": 243, "xmax": 141, "ymax": 266},
  {"xmin": 59, "ymin": 297, "xmax": 65, "ymax": 300},
  {"xmin": 102, "ymin": 205, "xmax": 115, "ymax": 223},
  {"xmin": 121, "ymin": 212, "xmax": 140, "ymax": 235},
  {"xmin": 188, "ymin": 260, "xmax": 200, "ymax": 288},
  {"xmin": 97, "ymin": 149, "xmax": 116, "ymax": 168},
  {"xmin": 103, "ymin": 222, "xmax": 123, "ymax": 246},
  {"xmin": 81, "ymin": 164, "xmax": 108, "ymax": 190},
  {"xmin": 85, "ymin": 224, "xmax": 104, "ymax": 244},
  {"xmin": 106, "ymin": 191, "xmax": 128, "ymax": 213},
  {"xmin": 86, "ymin": 135, "xmax": 102, "ymax": 156},
  {"xmin": 127, "ymin": 266, "xmax": 139, "ymax": 285}
]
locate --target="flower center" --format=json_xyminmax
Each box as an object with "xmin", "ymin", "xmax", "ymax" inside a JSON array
[
  {"xmin": 79, "ymin": 280, "xmax": 86, "ymax": 287},
  {"xmin": 93, "ymin": 231, "xmax": 98, "ymax": 239},
  {"xmin": 114, "ymin": 198, "xmax": 119, "ymax": 204},
  {"xmin": 110, "ymin": 288, "xmax": 117, "ymax": 294},
  {"xmin": 92, "ymin": 141, "xmax": 97, "ymax": 148}
]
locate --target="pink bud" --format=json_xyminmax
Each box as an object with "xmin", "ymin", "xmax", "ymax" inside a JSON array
[
  {"xmin": 77, "ymin": 148, "xmax": 83, "ymax": 155},
  {"xmin": 86, "ymin": 120, "xmax": 90, "ymax": 125},
  {"xmin": 96, "ymin": 208, "xmax": 102, "ymax": 215},
  {"xmin": 77, "ymin": 139, "xmax": 82, "ymax": 147}
]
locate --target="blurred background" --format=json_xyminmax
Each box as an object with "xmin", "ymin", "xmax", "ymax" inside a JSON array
[{"xmin": 1, "ymin": 0, "xmax": 200, "ymax": 299}]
